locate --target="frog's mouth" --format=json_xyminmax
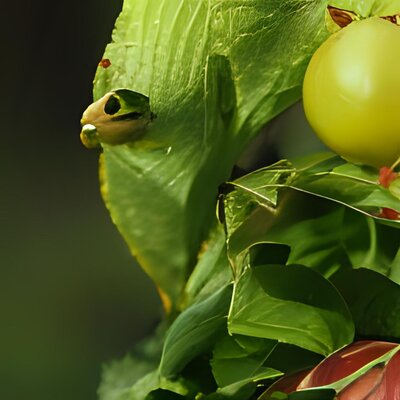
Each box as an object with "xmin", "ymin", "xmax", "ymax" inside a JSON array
[{"xmin": 80, "ymin": 124, "xmax": 99, "ymax": 149}]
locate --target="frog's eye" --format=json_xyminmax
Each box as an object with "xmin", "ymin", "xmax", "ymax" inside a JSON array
[
  {"xmin": 104, "ymin": 95, "xmax": 121, "ymax": 115},
  {"xmin": 104, "ymin": 93, "xmax": 145, "ymax": 121}
]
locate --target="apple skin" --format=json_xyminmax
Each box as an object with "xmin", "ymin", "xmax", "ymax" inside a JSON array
[{"xmin": 303, "ymin": 17, "xmax": 400, "ymax": 168}]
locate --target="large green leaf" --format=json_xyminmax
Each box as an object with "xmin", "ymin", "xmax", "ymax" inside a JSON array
[
  {"xmin": 182, "ymin": 224, "xmax": 232, "ymax": 308},
  {"xmin": 99, "ymin": 55, "xmax": 237, "ymax": 308},
  {"xmin": 91, "ymin": 0, "xmax": 329, "ymax": 307},
  {"xmin": 228, "ymin": 263, "xmax": 354, "ymax": 356}
]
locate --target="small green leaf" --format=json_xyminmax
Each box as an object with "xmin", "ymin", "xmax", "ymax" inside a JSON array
[
  {"xmin": 211, "ymin": 334, "xmax": 279, "ymax": 388},
  {"xmin": 216, "ymin": 368, "xmax": 282, "ymax": 399},
  {"xmin": 228, "ymin": 264, "xmax": 354, "ymax": 356},
  {"xmin": 160, "ymin": 285, "xmax": 232, "ymax": 377},
  {"xmin": 341, "ymin": 210, "xmax": 400, "ymax": 276},
  {"xmin": 331, "ymin": 163, "xmax": 380, "ymax": 184},
  {"xmin": 292, "ymin": 173, "xmax": 400, "ymax": 215},
  {"xmin": 389, "ymin": 248, "xmax": 400, "ymax": 284},
  {"xmin": 389, "ymin": 177, "xmax": 400, "ymax": 199},
  {"xmin": 183, "ymin": 225, "xmax": 232, "ymax": 308}
]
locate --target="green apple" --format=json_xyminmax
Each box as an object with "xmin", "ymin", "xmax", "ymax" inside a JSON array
[{"xmin": 303, "ymin": 17, "xmax": 400, "ymax": 168}]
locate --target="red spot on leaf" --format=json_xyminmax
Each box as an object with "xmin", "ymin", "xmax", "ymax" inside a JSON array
[
  {"xmin": 377, "ymin": 167, "xmax": 399, "ymax": 220},
  {"xmin": 379, "ymin": 208, "xmax": 400, "ymax": 221},
  {"xmin": 379, "ymin": 167, "xmax": 398, "ymax": 188},
  {"xmin": 99, "ymin": 58, "xmax": 111, "ymax": 69}
]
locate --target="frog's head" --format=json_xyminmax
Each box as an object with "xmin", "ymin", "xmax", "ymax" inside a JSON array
[{"xmin": 80, "ymin": 89, "xmax": 154, "ymax": 149}]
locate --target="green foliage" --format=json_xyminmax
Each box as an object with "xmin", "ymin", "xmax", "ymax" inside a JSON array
[
  {"xmin": 92, "ymin": 0, "xmax": 328, "ymax": 307},
  {"xmin": 182, "ymin": 224, "xmax": 232, "ymax": 308},
  {"xmin": 332, "ymin": 268, "xmax": 400, "ymax": 338},
  {"xmin": 88, "ymin": 1, "xmax": 400, "ymax": 400},
  {"xmin": 273, "ymin": 388, "xmax": 336, "ymax": 400},
  {"xmin": 226, "ymin": 155, "xmax": 399, "ymax": 222},
  {"xmin": 222, "ymin": 155, "xmax": 400, "ymax": 277},
  {"xmin": 98, "ymin": 327, "xmax": 164, "ymax": 400},
  {"xmin": 329, "ymin": 0, "xmax": 400, "ymax": 17},
  {"xmin": 160, "ymin": 285, "xmax": 232, "ymax": 377},
  {"xmin": 210, "ymin": 335, "xmax": 281, "ymax": 398}
]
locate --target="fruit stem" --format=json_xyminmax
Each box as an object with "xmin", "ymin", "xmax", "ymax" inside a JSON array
[{"xmin": 390, "ymin": 155, "xmax": 400, "ymax": 171}]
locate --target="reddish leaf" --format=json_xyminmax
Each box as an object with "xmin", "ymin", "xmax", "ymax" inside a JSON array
[
  {"xmin": 373, "ymin": 351, "xmax": 400, "ymax": 399},
  {"xmin": 339, "ymin": 366, "xmax": 384, "ymax": 400},
  {"xmin": 261, "ymin": 341, "xmax": 400, "ymax": 400},
  {"xmin": 298, "ymin": 341, "xmax": 397, "ymax": 388},
  {"xmin": 262, "ymin": 370, "xmax": 311, "ymax": 397}
]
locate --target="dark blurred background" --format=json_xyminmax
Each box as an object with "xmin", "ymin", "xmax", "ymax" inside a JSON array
[
  {"xmin": 1, "ymin": 2, "xmax": 162, "ymax": 400},
  {"xmin": 1, "ymin": 2, "xmax": 323, "ymax": 400}
]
